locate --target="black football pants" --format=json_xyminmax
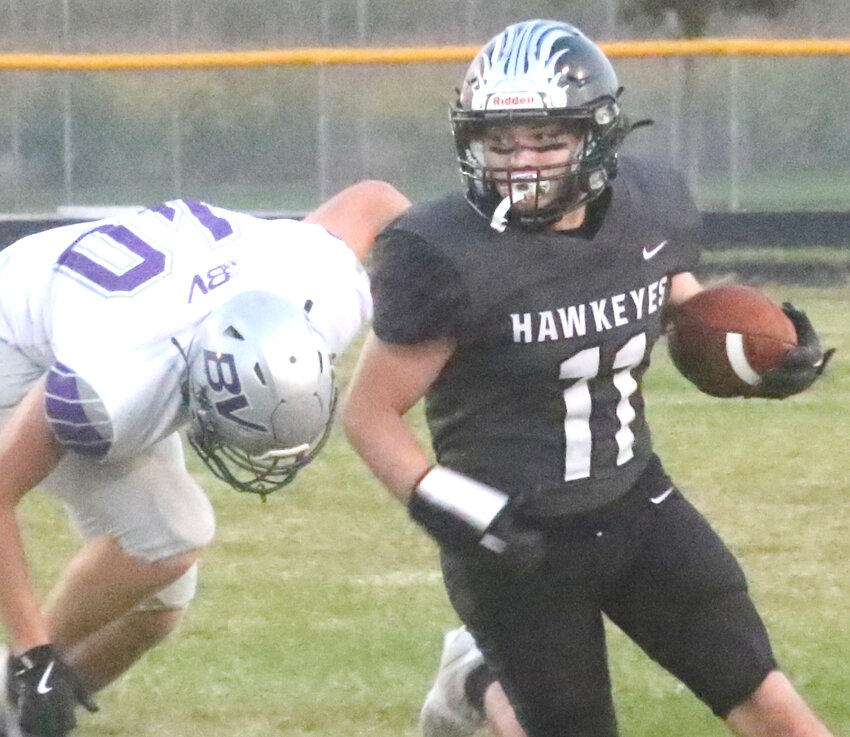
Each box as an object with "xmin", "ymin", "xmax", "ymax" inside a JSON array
[{"xmin": 440, "ymin": 457, "xmax": 777, "ymax": 737}]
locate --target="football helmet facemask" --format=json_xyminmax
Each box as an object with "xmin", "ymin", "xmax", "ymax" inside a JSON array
[
  {"xmin": 451, "ymin": 19, "xmax": 646, "ymax": 231},
  {"xmin": 184, "ymin": 290, "xmax": 336, "ymax": 499}
]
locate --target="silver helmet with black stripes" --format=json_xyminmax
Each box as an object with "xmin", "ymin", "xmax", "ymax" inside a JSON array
[
  {"xmin": 185, "ymin": 290, "xmax": 336, "ymax": 498},
  {"xmin": 451, "ymin": 19, "xmax": 642, "ymax": 230}
]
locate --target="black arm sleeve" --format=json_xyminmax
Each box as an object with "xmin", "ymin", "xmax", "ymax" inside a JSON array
[{"xmin": 369, "ymin": 228, "xmax": 469, "ymax": 344}]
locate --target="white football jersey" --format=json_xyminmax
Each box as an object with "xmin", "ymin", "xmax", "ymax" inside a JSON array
[{"xmin": 0, "ymin": 200, "xmax": 371, "ymax": 461}]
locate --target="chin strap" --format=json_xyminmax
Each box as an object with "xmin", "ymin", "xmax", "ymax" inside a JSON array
[
  {"xmin": 489, "ymin": 178, "xmax": 554, "ymax": 232},
  {"xmin": 490, "ymin": 196, "xmax": 512, "ymax": 232}
]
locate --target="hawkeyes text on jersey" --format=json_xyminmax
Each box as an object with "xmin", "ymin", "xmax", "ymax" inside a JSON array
[{"xmin": 370, "ymin": 157, "xmax": 701, "ymax": 517}]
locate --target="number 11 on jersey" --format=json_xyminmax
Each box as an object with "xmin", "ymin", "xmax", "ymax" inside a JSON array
[{"xmin": 559, "ymin": 332, "xmax": 647, "ymax": 481}]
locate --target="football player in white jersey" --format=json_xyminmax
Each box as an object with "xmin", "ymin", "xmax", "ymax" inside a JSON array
[{"xmin": 0, "ymin": 180, "xmax": 411, "ymax": 737}]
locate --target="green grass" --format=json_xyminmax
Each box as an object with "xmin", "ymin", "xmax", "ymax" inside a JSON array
[{"xmin": 11, "ymin": 283, "xmax": 850, "ymax": 737}]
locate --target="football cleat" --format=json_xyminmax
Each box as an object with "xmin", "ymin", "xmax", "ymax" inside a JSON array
[
  {"xmin": 0, "ymin": 646, "xmax": 39, "ymax": 737},
  {"xmin": 420, "ymin": 627, "xmax": 486, "ymax": 737}
]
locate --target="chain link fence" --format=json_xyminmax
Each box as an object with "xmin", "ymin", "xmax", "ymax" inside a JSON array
[{"xmin": 2, "ymin": 0, "xmax": 850, "ymax": 214}]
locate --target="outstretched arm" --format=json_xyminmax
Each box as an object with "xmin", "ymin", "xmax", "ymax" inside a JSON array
[
  {"xmin": 0, "ymin": 379, "xmax": 64, "ymax": 653},
  {"xmin": 342, "ymin": 333, "xmax": 546, "ymax": 573},
  {"xmin": 341, "ymin": 332, "xmax": 451, "ymax": 499},
  {"xmin": 303, "ymin": 180, "xmax": 412, "ymax": 261},
  {"xmin": 1, "ymin": 381, "xmax": 100, "ymax": 736}
]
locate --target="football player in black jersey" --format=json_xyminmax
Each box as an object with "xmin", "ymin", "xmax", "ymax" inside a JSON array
[{"xmin": 342, "ymin": 19, "xmax": 834, "ymax": 737}]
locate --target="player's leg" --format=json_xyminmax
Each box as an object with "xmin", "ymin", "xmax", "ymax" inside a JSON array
[
  {"xmin": 40, "ymin": 432, "xmax": 215, "ymax": 691},
  {"xmin": 724, "ymin": 670, "xmax": 834, "ymax": 737},
  {"xmin": 440, "ymin": 546, "xmax": 618, "ymax": 737},
  {"xmin": 55, "ymin": 610, "xmax": 184, "ymax": 693},
  {"xmin": 49, "ymin": 563, "xmax": 198, "ymax": 692},
  {"xmin": 420, "ymin": 626, "xmax": 486, "ymax": 737},
  {"xmin": 420, "ymin": 627, "xmax": 526, "ymax": 737},
  {"xmin": 40, "ymin": 540, "xmax": 199, "ymax": 691},
  {"xmin": 483, "ymin": 680, "xmax": 527, "ymax": 737},
  {"xmin": 0, "ymin": 344, "xmax": 46, "ymax": 733},
  {"xmin": 605, "ymin": 486, "xmax": 834, "ymax": 737},
  {"xmin": 41, "ymin": 536, "xmax": 196, "ymax": 650}
]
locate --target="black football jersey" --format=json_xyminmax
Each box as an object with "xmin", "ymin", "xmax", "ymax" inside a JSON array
[{"xmin": 370, "ymin": 156, "xmax": 702, "ymax": 516}]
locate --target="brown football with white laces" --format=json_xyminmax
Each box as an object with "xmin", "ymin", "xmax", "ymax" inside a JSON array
[{"xmin": 667, "ymin": 284, "xmax": 797, "ymax": 397}]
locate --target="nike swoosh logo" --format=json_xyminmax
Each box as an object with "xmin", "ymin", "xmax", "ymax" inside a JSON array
[
  {"xmin": 642, "ymin": 240, "xmax": 668, "ymax": 260},
  {"xmin": 37, "ymin": 661, "xmax": 55, "ymax": 695},
  {"xmin": 650, "ymin": 486, "xmax": 674, "ymax": 505}
]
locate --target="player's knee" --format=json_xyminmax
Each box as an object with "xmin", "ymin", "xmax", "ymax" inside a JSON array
[
  {"xmin": 136, "ymin": 560, "xmax": 201, "ymax": 612},
  {"xmin": 723, "ymin": 669, "xmax": 812, "ymax": 729}
]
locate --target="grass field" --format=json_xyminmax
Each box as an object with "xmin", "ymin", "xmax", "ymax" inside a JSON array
[{"xmin": 11, "ymin": 282, "xmax": 850, "ymax": 737}]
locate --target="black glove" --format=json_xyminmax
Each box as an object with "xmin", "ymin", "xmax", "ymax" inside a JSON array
[
  {"xmin": 408, "ymin": 466, "xmax": 546, "ymax": 574},
  {"xmin": 8, "ymin": 645, "xmax": 98, "ymax": 737},
  {"xmin": 480, "ymin": 508, "xmax": 547, "ymax": 575},
  {"xmin": 757, "ymin": 303, "xmax": 835, "ymax": 399}
]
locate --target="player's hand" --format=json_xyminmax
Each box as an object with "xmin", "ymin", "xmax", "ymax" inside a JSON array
[
  {"xmin": 477, "ymin": 506, "xmax": 546, "ymax": 575},
  {"xmin": 10, "ymin": 645, "xmax": 98, "ymax": 737},
  {"xmin": 408, "ymin": 465, "xmax": 546, "ymax": 574},
  {"xmin": 758, "ymin": 303, "xmax": 835, "ymax": 399}
]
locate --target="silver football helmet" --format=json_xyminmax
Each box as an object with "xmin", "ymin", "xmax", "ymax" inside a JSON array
[
  {"xmin": 185, "ymin": 290, "xmax": 336, "ymax": 498},
  {"xmin": 451, "ymin": 19, "xmax": 646, "ymax": 230}
]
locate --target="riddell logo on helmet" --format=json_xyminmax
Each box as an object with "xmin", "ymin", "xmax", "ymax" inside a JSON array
[{"xmin": 486, "ymin": 93, "xmax": 545, "ymax": 109}]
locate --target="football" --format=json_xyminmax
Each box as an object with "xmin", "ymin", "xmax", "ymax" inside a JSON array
[{"xmin": 666, "ymin": 284, "xmax": 797, "ymax": 397}]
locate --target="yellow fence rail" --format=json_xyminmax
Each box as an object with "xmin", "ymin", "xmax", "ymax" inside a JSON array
[{"xmin": 1, "ymin": 38, "xmax": 850, "ymax": 71}]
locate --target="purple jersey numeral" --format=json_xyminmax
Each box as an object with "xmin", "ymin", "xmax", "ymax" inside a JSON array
[
  {"xmin": 57, "ymin": 224, "xmax": 166, "ymax": 293},
  {"xmin": 151, "ymin": 201, "xmax": 233, "ymax": 242},
  {"xmin": 187, "ymin": 201, "xmax": 233, "ymax": 241},
  {"xmin": 56, "ymin": 200, "xmax": 234, "ymax": 294}
]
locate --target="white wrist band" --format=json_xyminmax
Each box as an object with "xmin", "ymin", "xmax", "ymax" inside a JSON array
[{"xmin": 415, "ymin": 465, "xmax": 509, "ymax": 533}]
